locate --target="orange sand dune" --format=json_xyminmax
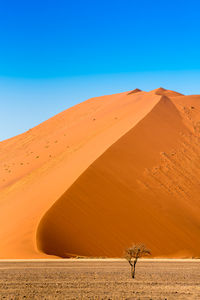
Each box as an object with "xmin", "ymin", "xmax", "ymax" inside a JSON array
[{"xmin": 1, "ymin": 88, "xmax": 200, "ymax": 258}]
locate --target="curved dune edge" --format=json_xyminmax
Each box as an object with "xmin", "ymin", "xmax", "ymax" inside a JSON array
[
  {"xmin": 37, "ymin": 92, "xmax": 200, "ymax": 259},
  {"xmin": 0, "ymin": 88, "xmax": 164, "ymax": 258}
]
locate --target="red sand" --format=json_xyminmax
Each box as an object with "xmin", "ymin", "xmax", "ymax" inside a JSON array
[{"xmin": 1, "ymin": 88, "xmax": 200, "ymax": 258}]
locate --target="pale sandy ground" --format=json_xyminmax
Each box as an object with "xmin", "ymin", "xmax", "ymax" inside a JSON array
[{"xmin": 0, "ymin": 259, "xmax": 199, "ymax": 299}]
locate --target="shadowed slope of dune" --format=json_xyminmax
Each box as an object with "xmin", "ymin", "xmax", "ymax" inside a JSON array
[
  {"xmin": 37, "ymin": 95, "xmax": 200, "ymax": 258},
  {"xmin": 0, "ymin": 89, "xmax": 163, "ymax": 258},
  {"xmin": 127, "ymin": 88, "xmax": 142, "ymax": 95}
]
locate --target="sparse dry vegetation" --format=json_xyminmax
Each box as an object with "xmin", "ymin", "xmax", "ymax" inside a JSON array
[{"xmin": 125, "ymin": 243, "xmax": 151, "ymax": 278}]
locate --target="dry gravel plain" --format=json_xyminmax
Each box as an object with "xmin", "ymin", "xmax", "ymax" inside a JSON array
[{"xmin": 0, "ymin": 259, "xmax": 200, "ymax": 299}]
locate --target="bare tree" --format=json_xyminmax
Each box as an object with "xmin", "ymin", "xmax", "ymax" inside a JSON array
[{"xmin": 125, "ymin": 244, "xmax": 151, "ymax": 279}]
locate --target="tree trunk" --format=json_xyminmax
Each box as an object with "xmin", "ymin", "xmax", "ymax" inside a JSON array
[
  {"xmin": 131, "ymin": 265, "xmax": 134, "ymax": 278},
  {"xmin": 131, "ymin": 259, "xmax": 137, "ymax": 279}
]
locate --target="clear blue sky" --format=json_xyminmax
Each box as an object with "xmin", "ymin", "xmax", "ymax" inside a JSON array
[{"xmin": 1, "ymin": 0, "xmax": 200, "ymax": 141}]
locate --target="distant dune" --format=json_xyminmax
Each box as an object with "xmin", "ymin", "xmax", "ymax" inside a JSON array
[{"xmin": 1, "ymin": 88, "xmax": 200, "ymax": 258}]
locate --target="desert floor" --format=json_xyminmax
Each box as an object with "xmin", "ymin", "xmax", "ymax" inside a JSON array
[{"xmin": 0, "ymin": 259, "xmax": 199, "ymax": 299}]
